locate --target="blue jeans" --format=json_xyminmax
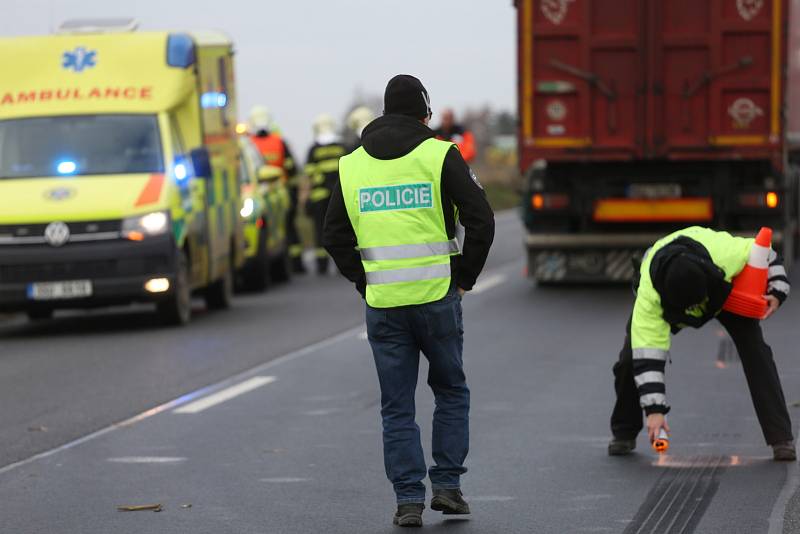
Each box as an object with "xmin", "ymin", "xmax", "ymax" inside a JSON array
[{"xmin": 366, "ymin": 289, "xmax": 470, "ymax": 504}]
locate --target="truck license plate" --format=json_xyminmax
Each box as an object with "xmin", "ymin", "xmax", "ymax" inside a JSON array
[
  {"xmin": 27, "ymin": 280, "xmax": 93, "ymax": 300},
  {"xmin": 627, "ymin": 183, "xmax": 682, "ymax": 199}
]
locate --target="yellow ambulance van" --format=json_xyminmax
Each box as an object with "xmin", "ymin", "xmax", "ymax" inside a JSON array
[{"xmin": 0, "ymin": 20, "xmax": 244, "ymax": 325}]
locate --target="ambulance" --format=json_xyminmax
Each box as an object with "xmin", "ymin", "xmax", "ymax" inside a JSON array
[{"xmin": 0, "ymin": 20, "xmax": 244, "ymax": 325}]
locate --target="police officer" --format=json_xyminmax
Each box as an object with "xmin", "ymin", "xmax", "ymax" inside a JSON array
[
  {"xmin": 609, "ymin": 226, "xmax": 794, "ymax": 461},
  {"xmin": 248, "ymin": 106, "xmax": 305, "ymax": 273},
  {"xmin": 323, "ymin": 75, "xmax": 495, "ymax": 527},
  {"xmin": 304, "ymin": 114, "xmax": 347, "ymax": 274}
]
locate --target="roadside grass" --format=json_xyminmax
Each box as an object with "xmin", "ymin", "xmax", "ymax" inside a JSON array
[
  {"xmin": 483, "ymin": 182, "xmax": 521, "ymax": 212},
  {"xmin": 473, "ymin": 160, "xmax": 522, "ymax": 212}
]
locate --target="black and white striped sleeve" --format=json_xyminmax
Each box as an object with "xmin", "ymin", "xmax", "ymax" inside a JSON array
[{"xmin": 767, "ymin": 249, "xmax": 790, "ymax": 304}]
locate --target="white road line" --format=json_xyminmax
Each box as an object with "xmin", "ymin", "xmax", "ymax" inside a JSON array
[
  {"xmin": 768, "ymin": 427, "xmax": 800, "ymax": 534},
  {"xmin": 173, "ymin": 376, "xmax": 276, "ymax": 414},
  {"xmin": 0, "ymin": 325, "xmax": 363, "ymax": 476},
  {"xmin": 471, "ymin": 273, "xmax": 508, "ymax": 294},
  {"xmin": 107, "ymin": 456, "xmax": 186, "ymax": 464},
  {"xmin": 0, "ymin": 259, "xmax": 521, "ymax": 476}
]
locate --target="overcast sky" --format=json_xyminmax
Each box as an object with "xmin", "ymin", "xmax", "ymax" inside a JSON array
[{"xmin": 2, "ymin": 0, "xmax": 516, "ymax": 156}]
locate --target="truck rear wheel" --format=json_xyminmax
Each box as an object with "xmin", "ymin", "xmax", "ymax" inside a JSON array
[
  {"xmin": 205, "ymin": 251, "xmax": 234, "ymax": 310},
  {"xmin": 157, "ymin": 249, "xmax": 191, "ymax": 326}
]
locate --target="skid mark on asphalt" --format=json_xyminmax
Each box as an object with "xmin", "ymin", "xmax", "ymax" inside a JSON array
[
  {"xmin": 173, "ymin": 376, "xmax": 276, "ymax": 414},
  {"xmin": 624, "ymin": 455, "xmax": 725, "ymax": 534}
]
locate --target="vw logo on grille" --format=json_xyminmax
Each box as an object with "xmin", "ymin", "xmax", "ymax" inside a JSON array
[
  {"xmin": 44, "ymin": 221, "xmax": 70, "ymax": 247},
  {"xmin": 43, "ymin": 187, "xmax": 76, "ymax": 201}
]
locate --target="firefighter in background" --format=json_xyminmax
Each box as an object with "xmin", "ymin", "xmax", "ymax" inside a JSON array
[
  {"xmin": 248, "ymin": 105, "xmax": 306, "ymax": 274},
  {"xmin": 346, "ymin": 105, "xmax": 375, "ymax": 153},
  {"xmin": 304, "ymin": 114, "xmax": 348, "ymax": 274},
  {"xmin": 433, "ymin": 108, "xmax": 476, "ymax": 163}
]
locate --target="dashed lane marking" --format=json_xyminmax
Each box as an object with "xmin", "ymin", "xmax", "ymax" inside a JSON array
[
  {"xmin": 107, "ymin": 456, "xmax": 186, "ymax": 464},
  {"xmin": 0, "ymin": 325, "xmax": 363, "ymax": 476},
  {"xmin": 0, "ymin": 258, "xmax": 521, "ymax": 476},
  {"xmin": 173, "ymin": 376, "xmax": 276, "ymax": 414}
]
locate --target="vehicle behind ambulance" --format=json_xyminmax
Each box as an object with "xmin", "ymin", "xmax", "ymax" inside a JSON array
[{"xmin": 0, "ymin": 20, "xmax": 244, "ymax": 325}]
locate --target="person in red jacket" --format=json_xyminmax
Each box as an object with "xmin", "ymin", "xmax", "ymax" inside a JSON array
[
  {"xmin": 248, "ymin": 106, "xmax": 305, "ymax": 273},
  {"xmin": 433, "ymin": 108, "xmax": 476, "ymax": 163}
]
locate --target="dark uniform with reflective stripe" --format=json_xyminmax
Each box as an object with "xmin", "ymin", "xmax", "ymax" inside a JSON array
[{"xmin": 304, "ymin": 141, "xmax": 347, "ymax": 274}]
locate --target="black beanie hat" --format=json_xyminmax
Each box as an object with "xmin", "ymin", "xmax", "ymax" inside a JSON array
[
  {"xmin": 384, "ymin": 74, "xmax": 431, "ymax": 119},
  {"xmin": 663, "ymin": 255, "xmax": 708, "ymax": 309}
]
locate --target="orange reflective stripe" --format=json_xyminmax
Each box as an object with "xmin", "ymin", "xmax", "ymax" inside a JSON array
[
  {"xmin": 593, "ymin": 198, "xmax": 713, "ymax": 222},
  {"xmin": 134, "ymin": 173, "xmax": 165, "ymax": 207}
]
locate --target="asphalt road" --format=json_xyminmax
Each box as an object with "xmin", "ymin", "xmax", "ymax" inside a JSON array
[{"xmin": 1, "ymin": 210, "xmax": 799, "ymax": 533}]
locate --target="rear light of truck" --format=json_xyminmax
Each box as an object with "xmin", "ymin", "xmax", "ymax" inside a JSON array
[
  {"xmin": 738, "ymin": 192, "xmax": 779, "ymax": 209},
  {"xmin": 531, "ymin": 193, "xmax": 570, "ymax": 211}
]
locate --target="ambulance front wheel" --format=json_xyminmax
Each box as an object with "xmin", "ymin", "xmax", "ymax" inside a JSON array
[
  {"xmin": 205, "ymin": 249, "xmax": 234, "ymax": 310},
  {"xmin": 157, "ymin": 249, "xmax": 192, "ymax": 326}
]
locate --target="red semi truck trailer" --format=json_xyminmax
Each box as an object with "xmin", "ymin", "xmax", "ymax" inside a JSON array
[{"xmin": 516, "ymin": 0, "xmax": 800, "ymax": 282}]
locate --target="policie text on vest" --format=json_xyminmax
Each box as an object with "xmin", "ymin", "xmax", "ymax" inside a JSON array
[{"xmin": 359, "ymin": 183, "xmax": 433, "ymax": 213}]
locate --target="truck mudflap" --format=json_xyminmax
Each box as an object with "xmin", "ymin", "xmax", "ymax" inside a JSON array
[{"xmin": 526, "ymin": 231, "xmax": 785, "ymax": 283}]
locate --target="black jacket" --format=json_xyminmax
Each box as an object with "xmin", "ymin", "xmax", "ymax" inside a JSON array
[
  {"xmin": 323, "ymin": 114, "xmax": 495, "ymax": 297},
  {"xmin": 649, "ymin": 237, "xmax": 732, "ymax": 331}
]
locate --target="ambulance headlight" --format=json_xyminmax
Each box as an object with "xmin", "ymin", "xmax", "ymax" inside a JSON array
[
  {"xmin": 240, "ymin": 197, "xmax": 255, "ymax": 218},
  {"xmin": 123, "ymin": 211, "xmax": 170, "ymax": 239}
]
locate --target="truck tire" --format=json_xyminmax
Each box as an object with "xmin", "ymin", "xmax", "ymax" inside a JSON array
[
  {"xmin": 205, "ymin": 250, "xmax": 234, "ymax": 310},
  {"xmin": 157, "ymin": 249, "xmax": 191, "ymax": 326}
]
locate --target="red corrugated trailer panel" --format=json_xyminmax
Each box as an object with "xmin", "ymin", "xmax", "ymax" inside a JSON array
[{"xmin": 517, "ymin": 0, "xmax": 795, "ymax": 172}]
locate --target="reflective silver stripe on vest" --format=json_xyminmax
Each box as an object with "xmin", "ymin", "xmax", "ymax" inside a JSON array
[
  {"xmin": 639, "ymin": 393, "xmax": 667, "ymax": 408},
  {"xmin": 365, "ymin": 263, "xmax": 451, "ymax": 285},
  {"xmin": 360, "ymin": 239, "xmax": 460, "ymax": 261},
  {"xmin": 632, "ymin": 348, "xmax": 668, "ymax": 361}
]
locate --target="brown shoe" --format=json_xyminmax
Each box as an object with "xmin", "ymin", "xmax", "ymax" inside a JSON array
[
  {"xmin": 773, "ymin": 441, "xmax": 797, "ymax": 461},
  {"xmin": 393, "ymin": 503, "xmax": 424, "ymax": 527}
]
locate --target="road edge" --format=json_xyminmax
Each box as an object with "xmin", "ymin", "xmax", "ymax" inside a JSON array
[{"xmin": 768, "ymin": 425, "xmax": 800, "ymax": 534}]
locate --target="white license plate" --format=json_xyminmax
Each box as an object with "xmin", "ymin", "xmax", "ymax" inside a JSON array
[
  {"xmin": 27, "ymin": 280, "xmax": 93, "ymax": 300},
  {"xmin": 628, "ymin": 183, "xmax": 682, "ymax": 199}
]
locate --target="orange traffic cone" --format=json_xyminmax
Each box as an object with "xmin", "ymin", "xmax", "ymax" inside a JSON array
[{"xmin": 722, "ymin": 227, "xmax": 772, "ymax": 318}]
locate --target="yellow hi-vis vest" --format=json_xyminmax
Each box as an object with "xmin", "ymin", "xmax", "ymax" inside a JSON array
[{"xmin": 339, "ymin": 138, "xmax": 460, "ymax": 308}]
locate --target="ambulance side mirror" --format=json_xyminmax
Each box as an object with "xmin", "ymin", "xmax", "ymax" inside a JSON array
[{"xmin": 190, "ymin": 147, "xmax": 212, "ymax": 179}]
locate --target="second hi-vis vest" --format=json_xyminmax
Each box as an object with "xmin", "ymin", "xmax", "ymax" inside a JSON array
[
  {"xmin": 339, "ymin": 138, "xmax": 460, "ymax": 308},
  {"xmin": 251, "ymin": 133, "xmax": 293, "ymax": 184}
]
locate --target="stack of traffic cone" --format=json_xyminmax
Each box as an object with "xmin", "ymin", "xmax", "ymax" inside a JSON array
[{"xmin": 722, "ymin": 227, "xmax": 772, "ymax": 318}]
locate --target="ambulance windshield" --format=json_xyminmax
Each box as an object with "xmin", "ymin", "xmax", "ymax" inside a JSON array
[{"xmin": 0, "ymin": 114, "xmax": 164, "ymax": 178}]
